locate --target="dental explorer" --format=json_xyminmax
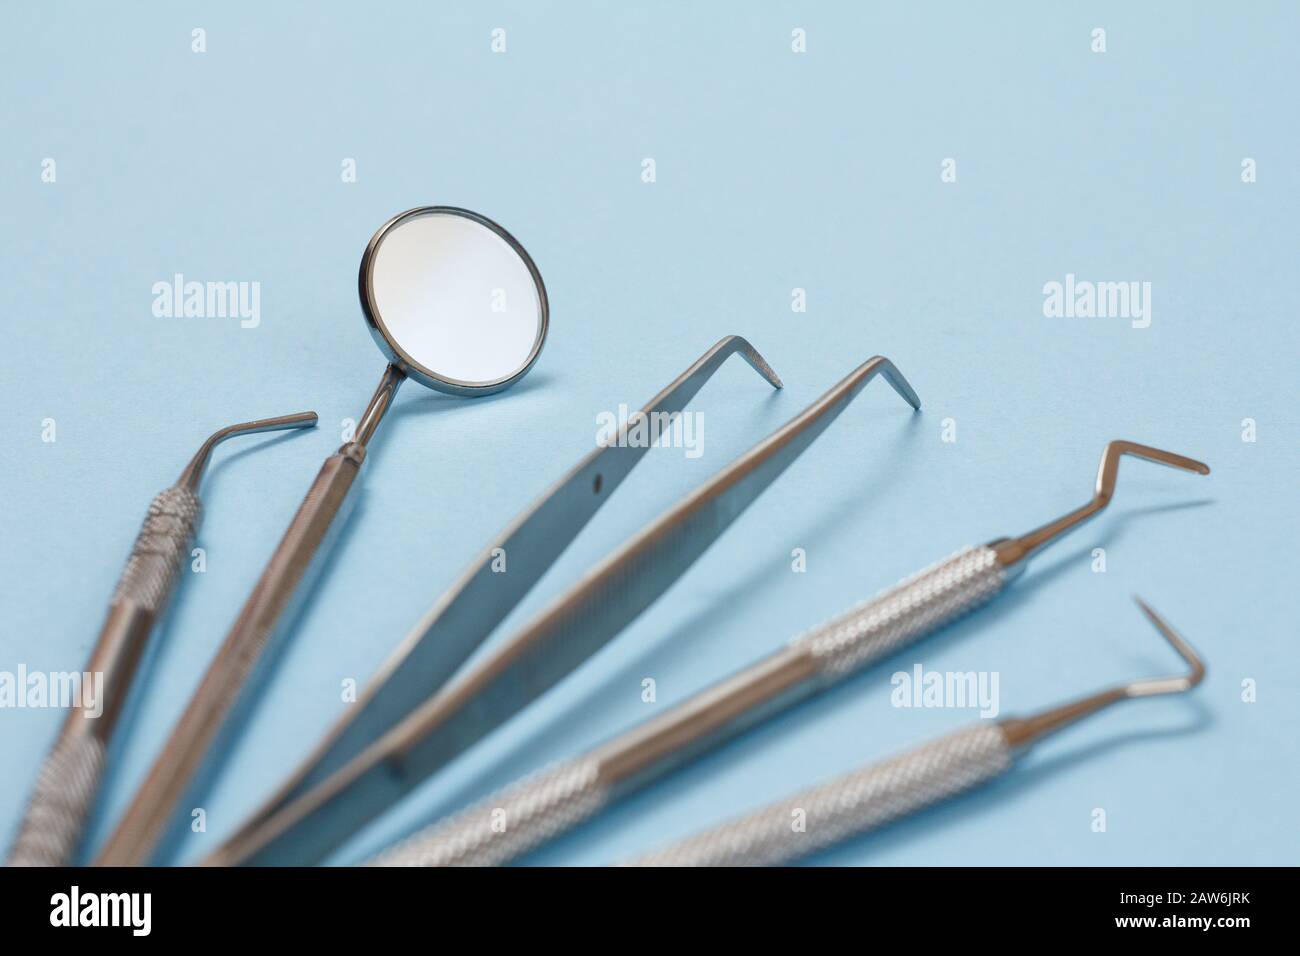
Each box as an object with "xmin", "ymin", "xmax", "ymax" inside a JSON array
[
  {"xmin": 6, "ymin": 411, "xmax": 318, "ymax": 867},
  {"xmin": 623, "ymin": 598, "xmax": 1204, "ymax": 866},
  {"xmin": 359, "ymin": 441, "xmax": 1208, "ymax": 866}
]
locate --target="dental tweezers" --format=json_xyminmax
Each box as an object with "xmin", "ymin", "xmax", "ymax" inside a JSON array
[
  {"xmin": 202, "ymin": 344, "xmax": 922, "ymax": 865},
  {"xmin": 96, "ymin": 337, "xmax": 775, "ymax": 864},
  {"xmin": 360, "ymin": 441, "xmax": 1207, "ymax": 866},
  {"xmin": 6, "ymin": 412, "xmax": 318, "ymax": 867},
  {"xmin": 623, "ymin": 599, "xmax": 1204, "ymax": 866}
]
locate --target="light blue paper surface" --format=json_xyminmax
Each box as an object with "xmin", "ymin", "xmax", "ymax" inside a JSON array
[{"xmin": 1, "ymin": 2, "xmax": 1295, "ymax": 865}]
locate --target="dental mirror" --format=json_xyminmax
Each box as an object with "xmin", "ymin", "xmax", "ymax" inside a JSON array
[
  {"xmin": 361, "ymin": 206, "xmax": 548, "ymax": 395},
  {"xmin": 92, "ymin": 205, "xmax": 549, "ymax": 865}
]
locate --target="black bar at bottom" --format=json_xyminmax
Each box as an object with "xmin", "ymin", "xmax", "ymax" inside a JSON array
[{"xmin": 0, "ymin": 865, "xmax": 1278, "ymax": 942}]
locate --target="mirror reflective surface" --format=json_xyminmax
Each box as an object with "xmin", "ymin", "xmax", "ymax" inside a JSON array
[{"xmin": 363, "ymin": 208, "xmax": 547, "ymax": 392}]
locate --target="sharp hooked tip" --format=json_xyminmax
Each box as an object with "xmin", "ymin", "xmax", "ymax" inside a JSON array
[
  {"xmin": 1132, "ymin": 594, "xmax": 1158, "ymax": 621},
  {"xmin": 1130, "ymin": 595, "xmax": 1206, "ymax": 691}
]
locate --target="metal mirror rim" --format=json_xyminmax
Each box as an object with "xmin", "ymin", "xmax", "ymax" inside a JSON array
[{"xmin": 358, "ymin": 205, "xmax": 550, "ymax": 397}]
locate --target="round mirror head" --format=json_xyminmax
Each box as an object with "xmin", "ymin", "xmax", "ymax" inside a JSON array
[{"xmin": 359, "ymin": 206, "xmax": 549, "ymax": 396}]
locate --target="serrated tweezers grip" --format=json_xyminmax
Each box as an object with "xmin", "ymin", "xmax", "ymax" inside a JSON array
[
  {"xmin": 794, "ymin": 545, "xmax": 1004, "ymax": 679},
  {"xmin": 626, "ymin": 723, "xmax": 1012, "ymax": 867},
  {"xmin": 112, "ymin": 486, "xmax": 201, "ymax": 612},
  {"xmin": 6, "ymin": 734, "xmax": 107, "ymax": 866},
  {"xmin": 367, "ymin": 758, "xmax": 608, "ymax": 867}
]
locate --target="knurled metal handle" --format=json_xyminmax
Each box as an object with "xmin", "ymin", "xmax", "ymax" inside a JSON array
[
  {"xmin": 6, "ymin": 734, "xmax": 107, "ymax": 866},
  {"xmin": 793, "ymin": 545, "xmax": 1005, "ymax": 679},
  {"xmin": 112, "ymin": 485, "xmax": 202, "ymax": 612},
  {"xmin": 625, "ymin": 722, "xmax": 1013, "ymax": 867},
  {"xmin": 95, "ymin": 449, "xmax": 363, "ymax": 866},
  {"xmin": 367, "ymin": 757, "xmax": 608, "ymax": 867},
  {"xmin": 7, "ymin": 487, "xmax": 199, "ymax": 867},
  {"xmin": 366, "ymin": 547, "xmax": 1007, "ymax": 868}
]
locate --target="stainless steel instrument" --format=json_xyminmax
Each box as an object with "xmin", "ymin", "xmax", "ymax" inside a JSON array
[
  {"xmin": 96, "ymin": 207, "xmax": 549, "ymax": 865},
  {"xmin": 356, "ymin": 441, "xmax": 1208, "ymax": 866},
  {"xmin": 201, "ymin": 350, "xmax": 923, "ymax": 865},
  {"xmin": 6, "ymin": 411, "xmax": 318, "ymax": 866},
  {"xmin": 622, "ymin": 598, "xmax": 1204, "ymax": 867}
]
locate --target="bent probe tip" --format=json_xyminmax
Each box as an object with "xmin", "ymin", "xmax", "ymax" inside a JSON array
[
  {"xmin": 179, "ymin": 411, "xmax": 320, "ymax": 492},
  {"xmin": 1003, "ymin": 597, "xmax": 1206, "ymax": 749},
  {"xmin": 995, "ymin": 439, "xmax": 1209, "ymax": 567},
  {"xmin": 1128, "ymin": 596, "xmax": 1206, "ymax": 694}
]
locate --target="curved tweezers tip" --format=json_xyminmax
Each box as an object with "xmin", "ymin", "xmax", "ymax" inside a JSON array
[
  {"xmin": 867, "ymin": 356, "xmax": 922, "ymax": 411},
  {"xmin": 714, "ymin": 334, "xmax": 783, "ymax": 389}
]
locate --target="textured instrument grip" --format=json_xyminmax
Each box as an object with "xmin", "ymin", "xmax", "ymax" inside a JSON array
[
  {"xmin": 6, "ymin": 734, "xmax": 106, "ymax": 866},
  {"xmin": 112, "ymin": 486, "xmax": 201, "ymax": 612},
  {"xmin": 626, "ymin": 723, "xmax": 1012, "ymax": 867},
  {"xmin": 793, "ymin": 545, "xmax": 1004, "ymax": 679},
  {"xmin": 94, "ymin": 451, "xmax": 362, "ymax": 867},
  {"xmin": 367, "ymin": 758, "xmax": 608, "ymax": 867},
  {"xmin": 7, "ymin": 487, "xmax": 197, "ymax": 867}
]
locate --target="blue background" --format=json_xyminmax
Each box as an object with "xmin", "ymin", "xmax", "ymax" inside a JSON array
[{"xmin": 2, "ymin": 2, "xmax": 1296, "ymax": 866}]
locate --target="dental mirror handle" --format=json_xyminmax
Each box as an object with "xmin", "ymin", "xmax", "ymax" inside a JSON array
[
  {"xmin": 6, "ymin": 411, "xmax": 318, "ymax": 867},
  {"xmin": 94, "ymin": 369, "xmax": 402, "ymax": 866},
  {"xmin": 92, "ymin": 374, "xmax": 398, "ymax": 866}
]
